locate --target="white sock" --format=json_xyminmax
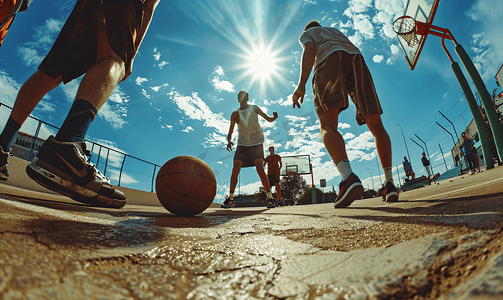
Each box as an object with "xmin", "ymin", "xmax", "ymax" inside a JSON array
[
  {"xmin": 266, "ymin": 191, "xmax": 273, "ymax": 199},
  {"xmin": 229, "ymin": 192, "xmax": 234, "ymax": 200},
  {"xmin": 384, "ymin": 167, "xmax": 393, "ymax": 184},
  {"xmin": 336, "ymin": 159, "xmax": 353, "ymax": 181}
]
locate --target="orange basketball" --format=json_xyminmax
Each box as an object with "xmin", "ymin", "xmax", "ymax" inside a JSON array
[{"xmin": 155, "ymin": 156, "xmax": 217, "ymax": 216}]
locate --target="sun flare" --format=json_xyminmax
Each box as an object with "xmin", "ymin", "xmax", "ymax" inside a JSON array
[{"xmin": 245, "ymin": 45, "xmax": 279, "ymax": 82}]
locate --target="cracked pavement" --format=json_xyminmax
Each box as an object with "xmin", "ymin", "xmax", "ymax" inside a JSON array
[{"xmin": 1, "ymin": 166, "xmax": 503, "ymax": 299}]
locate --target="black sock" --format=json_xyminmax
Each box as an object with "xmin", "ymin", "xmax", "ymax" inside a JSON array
[
  {"xmin": 0, "ymin": 116, "xmax": 22, "ymax": 151},
  {"xmin": 55, "ymin": 99, "xmax": 98, "ymax": 142}
]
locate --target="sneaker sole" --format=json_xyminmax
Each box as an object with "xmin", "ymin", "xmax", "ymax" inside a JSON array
[
  {"xmin": 385, "ymin": 191, "xmax": 399, "ymax": 202},
  {"xmin": 334, "ymin": 183, "xmax": 364, "ymax": 208},
  {"xmin": 267, "ymin": 205, "xmax": 275, "ymax": 208},
  {"xmin": 26, "ymin": 162, "xmax": 126, "ymax": 209}
]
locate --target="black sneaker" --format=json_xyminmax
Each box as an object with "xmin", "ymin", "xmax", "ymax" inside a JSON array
[
  {"xmin": 25, "ymin": 136, "xmax": 126, "ymax": 208},
  {"xmin": 334, "ymin": 173, "xmax": 363, "ymax": 208},
  {"xmin": 382, "ymin": 181, "xmax": 399, "ymax": 202},
  {"xmin": 221, "ymin": 198, "xmax": 235, "ymax": 209},
  {"xmin": 266, "ymin": 199, "xmax": 275, "ymax": 208},
  {"xmin": 0, "ymin": 146, "xmax": 9, "ymax": 181}
]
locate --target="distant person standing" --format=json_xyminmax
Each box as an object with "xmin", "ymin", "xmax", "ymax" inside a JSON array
[
  {"xmin": 264, "ymin": 146, "xmax": 283, "ymax": 208},
  {"xmin": 291, "ymin": 20, "xmax": 399, "ymax": 206},
  {"xmin": 460, "ymin": 132, "xmax": 477, "ymax": 174},
  {"xmin": 402, "ymin": 156, "xmax": 415, "ymax": 180},
  {"xmin": 421, "ymin": 153, "xmax": 431, "ymax": 179},
  {"xmin": 221, "ymin": 91, "xmax": 278, "ymax": 209}
]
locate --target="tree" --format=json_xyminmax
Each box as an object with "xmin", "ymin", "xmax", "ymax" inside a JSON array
[{"xmin": 279, "ymin": 174, "xmax": 310, "ymax": 205}]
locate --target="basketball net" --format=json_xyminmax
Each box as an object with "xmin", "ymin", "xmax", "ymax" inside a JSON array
[{"xmin": 393, "ymin": 16, "xmax": 420, "ymax": 47}]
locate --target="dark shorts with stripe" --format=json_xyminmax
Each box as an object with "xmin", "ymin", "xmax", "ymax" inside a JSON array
[
  {"xmin": 234, "ymin": 144, "xmax": 264, "ymax": 168},
  {"xmin": 268, "ymin": 174, "xmax": 280, "ymax": 186},
  {"xmin": 312, "ymin": 51, "xmax": 383, "ymax": 117},
  {"xmin": 38, "ymin": 0, "xmax": 143, "ymax": 84}
]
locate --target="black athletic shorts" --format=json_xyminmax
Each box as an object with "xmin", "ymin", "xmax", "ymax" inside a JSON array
[
  {"xmin": 268, "ymin": 174, "xmax": 280, "ymax": 186},
  {"xmin": 234, "ymin": 144, "xmax": 264, "ymax": 168}
]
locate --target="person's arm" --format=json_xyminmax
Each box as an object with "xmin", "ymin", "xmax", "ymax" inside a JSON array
[
  {"xmin": 135, "ymin": 0, "xmax": 161, "ymax": 51},
  {"xmin": 292, "ymin": 42, "xmax": 316, "ymax": 108},
  {"xmin": 254, "ymin": 106, "xmax": 278, "ymax": 122},
  {"xmin": 226, "ymin": 111, "xmax": 239, "ymax": 151},
  {"xmin": 278, "ymin": 157, "xmax": 282, "ymax": 170}
]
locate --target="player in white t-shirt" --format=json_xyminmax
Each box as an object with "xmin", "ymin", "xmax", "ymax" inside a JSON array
[{"xmin": 292, "ymin": 20, "xmax": 398, "ymax": 207}]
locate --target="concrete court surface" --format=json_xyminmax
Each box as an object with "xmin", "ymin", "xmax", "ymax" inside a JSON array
[{"xmin": 0, "ymin": 166, "xmax": 503, "ymax": 299}]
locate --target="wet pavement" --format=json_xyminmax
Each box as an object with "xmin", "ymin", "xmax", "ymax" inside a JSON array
[{"xmin": 1, "ymin": 166, "xmax": 503, "ymax": 299}]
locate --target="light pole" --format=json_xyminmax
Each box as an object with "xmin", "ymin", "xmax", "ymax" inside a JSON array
[
  {"xmin": 396, "ymin": 123, "xmax": 412, "ymax": 164},
  {"xmin": 366, "ymin": 168, "xmax": 374, "ymax": 191}
]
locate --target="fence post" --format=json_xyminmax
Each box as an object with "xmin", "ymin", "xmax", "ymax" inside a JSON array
[
  {"xmin": 104, "ymin": 148, "xmax": 110, "ymax": 177},
  {"xmin": 151, "ymin": 165, "xmax": 157, "ymax": 193},
  {"xmin": 118, "ymin": 154, "xmax": 126, "ymax": 187},
  {"xmin": 28, "ymin": 121, "xmax": 42, "ymax": 162}
]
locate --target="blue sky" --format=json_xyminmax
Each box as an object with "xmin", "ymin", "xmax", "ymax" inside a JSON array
[{"xmin": 1, "ymin": 0, "xmax": 502, "ymax": 202}]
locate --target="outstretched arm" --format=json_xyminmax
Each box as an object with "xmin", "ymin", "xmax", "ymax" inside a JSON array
[
  {"xmin": 227, "ymin": 111, "xmax": 239, "ymax": 151},
  {"xmin": 292, "ymin": 42, "xmax": 316, "ymax": 108},
  {"xmin": 254, "ymin": 106, "xmax": 278, "ymax": 122}
]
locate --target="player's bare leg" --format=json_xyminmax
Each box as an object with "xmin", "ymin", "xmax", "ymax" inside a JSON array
[
  {"xmin": 275, "ymin": 182, "xmax": 282, "ymax": 201},
  {"xmin": 255, "ymin": 158, "xmax": 271, "ymax": 192},
  {"xmin": 318, "ymin": 108, "xmax": 347, "ymax": 164},
  {"xmin": 319, "ymin": 107, "xmax": 363, "ymax": 207},
  {"xmin": 221, "ymin": 159, "xmax": 242, "ymax": 208},
  {"xmin": 76, "ymin": 30, "xmax": 125, "ymax": 110},
  {"xmin": 229, "ymin": 159, "xmax": 242, "ymax": 196},
  {"xmin": 255, "ymin": 158, "xmax": 275, "ymax": 208},
  {"xmin": 364, "ymin": 113, "xmax": 398, "ymax": 202},
  {"xmin": 10, "ymin": 72, "xmax": 63, "ymax": 125},
  {"xmin": 363, "ymin": 114, "xmax": 391, "ymax": 170}
]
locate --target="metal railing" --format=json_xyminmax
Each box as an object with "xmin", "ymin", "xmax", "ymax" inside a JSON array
[{"xmin": 1, "ymin": 102, "xmax": 162, "ymax": 192}]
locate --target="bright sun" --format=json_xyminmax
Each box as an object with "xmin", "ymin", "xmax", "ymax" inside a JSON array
[{"xmin": 242, "ymin": 43, "xmax": 281, "ymax": 86}]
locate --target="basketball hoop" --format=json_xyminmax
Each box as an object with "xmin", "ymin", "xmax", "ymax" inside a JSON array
[{"xmin": 393, "ymin": 16, "xmax": 420, "ymax": 47}]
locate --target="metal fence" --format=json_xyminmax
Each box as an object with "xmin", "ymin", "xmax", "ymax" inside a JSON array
[{"xmin": 0, "ymin": 102, "xmax": 162, "ymax": 193}]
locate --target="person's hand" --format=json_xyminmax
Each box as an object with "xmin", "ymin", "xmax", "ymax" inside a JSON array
[
  {"xmin": 292, "ymin": 86, "xmax": 305, "ymax": 108},
  {"xmin": 227, "ymin": 141, "xmax": 234, "ymax": 152},
  {"xmin": 272, "ymin": 112, "xmax": 278, "ymax": 120}
]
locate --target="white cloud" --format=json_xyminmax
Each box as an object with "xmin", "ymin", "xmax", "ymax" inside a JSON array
[
  {"xmin": 346, "ymin": 131, "xmax": 375, "ymax": 151},
  {"xmin": 98, "ymin": 102, "xmax": 127, "ymax": 130},
  {"xmin": 390, "ymin": 44, "xmax": 399, "ymax": 55},
  {"xmin": 150, "ymin": 83, "xmax": 169, "ymax": 92},
  {"xmin": 16, "ymin": 18, "xmax": 64, "ymax": 66},
  {"xmin": 373, "ymin": 55, "xmax": 384, "ymax": 63},
  {"xmin": 0, "ymin": 69, "xmax": 20, "ymax": 107},
  {"xmin": 343, "ymin": 132, "xmax": 356, "ymax": 140},
  {"xmin": 16, "ymin": 47, "xmax": 43, "ymax": 66},
  {"xmin": 158, "ymin": 61, "xmax": 169, "ymax": 69},
  {"xmin": 136, "ymin": 77, "xmax": 148, "ymax": 86},
  {"xmin": 338, "ymin": 122, "xmax": 351, "ymax": 129},
  {"xmin": 153, "ymin": 48, "xmax": 161, "ymax": 61},
  {"xmin": 182, "ymin": 126, "xmax": 194, "ymax": 133},
  {"xmin": 466, "ymin": 0, "xmax": 503, "ymax": 80},
  {"xmin": 167, "ymin": 89, "xmax": 229, "ymax": 146},
  {"xmin": 210, "ymin": 66, "xmax": 235, "ymax": 93}
]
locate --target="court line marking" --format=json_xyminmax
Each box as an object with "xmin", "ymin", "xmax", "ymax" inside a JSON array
[
  {"xmin": 0, "ymin": 198, "xmax": 117, "ymax": 225},
  {"xmin": 416, "ymin": 177, "xmax": 503, "ymax": 201}
]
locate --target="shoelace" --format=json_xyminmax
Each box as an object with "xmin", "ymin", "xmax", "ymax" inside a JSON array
[{"xmin": 76, "ymin": 142, "xmax": 111, "ymax": 184}]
